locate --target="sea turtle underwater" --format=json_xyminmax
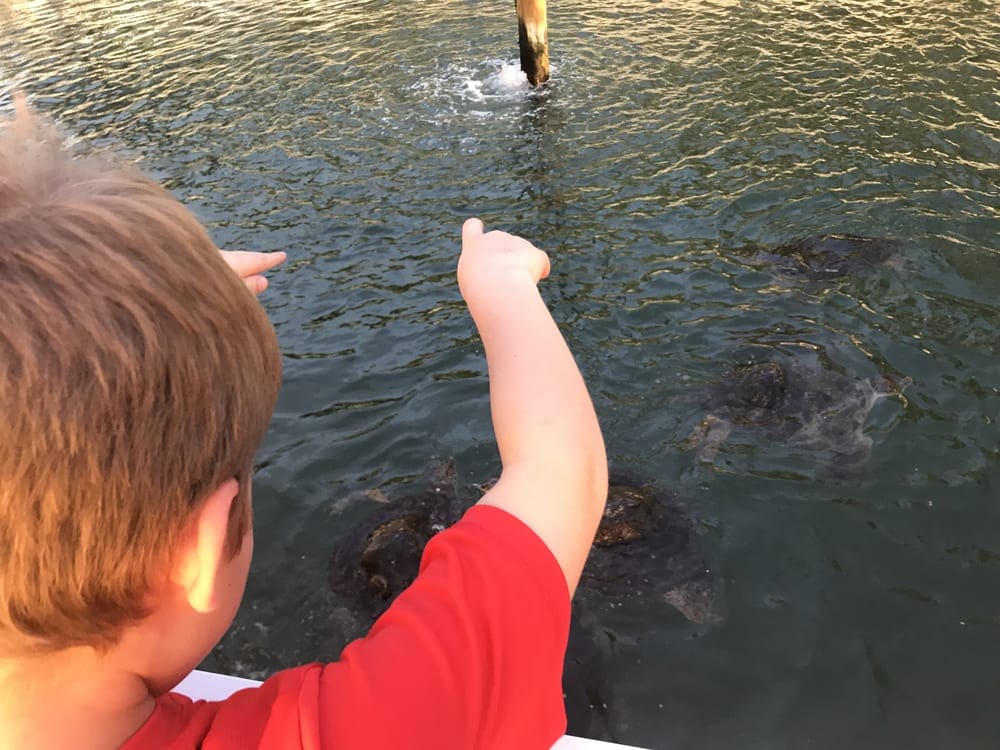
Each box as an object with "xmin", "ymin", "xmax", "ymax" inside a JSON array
[
  {"xmin": 327, "ymin": 462, "xmax": 721, "ymax": 740},
  {"xmin": 329, "ymin": 462, "xmax": 720, "ymax": 625},
  {"xmin": 734, "ymin": 234, "xmax": 901, "ymax": 279},
  {"xmin": 579, "ymin": 471, "xmax": 721, "ymax": 626},
  {"xmin": 687, "ymin": 352, "xmax": 911, "ymax": 472},
  {"xmin": 327, "ymin": 458, "xmax": 464, "ymax": 623}
]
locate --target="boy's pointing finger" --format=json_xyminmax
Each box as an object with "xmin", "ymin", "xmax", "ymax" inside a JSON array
[
  {"xmin": 222, "ymin": 250, "xmax": 287, "ymax": 278},
  {"xmin": 462, "ymin": 218, "xmax": 485, "ymax": 242}
]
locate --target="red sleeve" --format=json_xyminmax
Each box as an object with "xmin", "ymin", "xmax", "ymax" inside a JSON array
[{"xmin": 122, "ymin": 504, "xmax": 571, "ymax": 750}]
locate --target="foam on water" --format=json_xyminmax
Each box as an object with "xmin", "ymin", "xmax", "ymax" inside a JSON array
[
  {"xmin": 409, "ymin": 58, "xmax": 546, "ymax": 124},
  {"xmin": 487, "ymin": 61, "xmax": 531, "ymax": 93}
]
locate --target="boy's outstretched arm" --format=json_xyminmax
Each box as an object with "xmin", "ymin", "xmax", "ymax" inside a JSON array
[{"xmin": 459, "ymin": 218, "xmax": 608, "ymax": 597}]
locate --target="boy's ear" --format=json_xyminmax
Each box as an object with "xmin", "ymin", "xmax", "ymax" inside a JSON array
[{"xmin": 170, "ymin": 478, "xmax": 241, "ymax": 614}]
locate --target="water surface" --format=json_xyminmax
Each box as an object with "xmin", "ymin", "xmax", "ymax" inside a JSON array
[{"xmin": 2, "ymin": 1, "xmax": 998, "ymax": 747}]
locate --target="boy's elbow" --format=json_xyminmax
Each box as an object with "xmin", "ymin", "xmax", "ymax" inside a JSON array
[
  {"xmin": 553, "ymin": 435, "xmax": 609, "ymax": 526},
  {"xmin": 582, "ymin": 444, "xmax": 609, "ymax": 516},
  {"xmin": 490, "ymin": 440, "xmax": 608, "ymax": 598}
]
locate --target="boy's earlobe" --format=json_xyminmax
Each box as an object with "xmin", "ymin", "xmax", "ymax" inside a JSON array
[{"xmin": 170, "ymin": 478, "xmax": 241, "ymax": 614}]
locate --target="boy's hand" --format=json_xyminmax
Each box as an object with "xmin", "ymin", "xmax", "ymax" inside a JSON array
[
  {"xmin": 221, "ymin": 250, "xmax": 287, "ymax": 294},
  {"xmin": 458, "ymin": 219, "xmax": 550, "ymax": 305}
]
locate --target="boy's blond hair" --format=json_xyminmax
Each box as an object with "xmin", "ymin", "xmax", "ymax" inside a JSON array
[{"xmin": 0, "ymin": 101, "xmax": 282, "ymax": 656}]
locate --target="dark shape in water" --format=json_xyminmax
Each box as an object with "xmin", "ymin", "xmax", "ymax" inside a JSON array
[
  {"xmin": 327, "ymin": 458, "xmax": 462, "ymax": 622},
  {"xmin": 563, "ymin": 606, "xmax": 625, "ymax": 742},
  {"xmin": 738, "ymin": 234, "xmax": 900, "ymax": 278},
  {"xmin": 582, "ymin": 471, "xmax": 721, "ymax": 626},
  {"xmin": 719, "ymin": 360, "xmax": 787, "ymax": 413},
  {"xmin": 330, "ymin": 463, "xmax": 721, "ymax": 625},
  {"xmin": 688, "ymin": 355, "xmax": 911, "ymax": 471}
]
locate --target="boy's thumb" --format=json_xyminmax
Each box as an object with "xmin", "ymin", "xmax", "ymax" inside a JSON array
[{"xmin": 462, "ymin": 218, "xmax": 485, "ymax": 242}]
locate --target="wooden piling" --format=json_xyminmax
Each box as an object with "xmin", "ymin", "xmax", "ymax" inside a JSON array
[{"xmin": 515, "ymin": 0, "xmax": 549, "ymax": 86}]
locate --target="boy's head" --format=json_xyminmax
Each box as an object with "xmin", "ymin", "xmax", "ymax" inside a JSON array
[{"xmin": 0, "ymin": 101, "xmax": 282, "ymax": 662}]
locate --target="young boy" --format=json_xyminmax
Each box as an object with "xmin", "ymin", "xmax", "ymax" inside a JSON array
[{"xmin": 0, "ymin": 102, "xmax": 607, "ymax": 749}]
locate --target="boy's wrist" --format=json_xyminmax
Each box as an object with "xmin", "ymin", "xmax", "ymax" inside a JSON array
[{"xmin": 461, "ymin": 272, "xmax": 544, "ymax": 320}]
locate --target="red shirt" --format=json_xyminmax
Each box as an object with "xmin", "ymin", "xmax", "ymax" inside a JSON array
[{"xmin": 122, "ymin": 505, "xmax": 571, "ymax": 749}]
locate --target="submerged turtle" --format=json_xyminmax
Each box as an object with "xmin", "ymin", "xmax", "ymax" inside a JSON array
[
  {"xmin": 330, "ymin": 462, "xmax": 720, "ymax": 624},
  {"xmin": 580, "ymin": 471, "xmax": 721, "ymax": 626},
  {"xmin": 735, "ymin": 234, "xmax": 900, "ymax": 278},
  {"xmin": 327, "ymin": 458, "xmax": 465, "ymax": 622},
  {"xmin": 687, "ymin": 354, "xmax": 910, "ymax": 471}
]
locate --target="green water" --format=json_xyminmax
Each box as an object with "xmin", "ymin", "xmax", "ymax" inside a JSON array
[{"xmin": 2, "ymin": 0, "xmax": 998, "ymax": 746}]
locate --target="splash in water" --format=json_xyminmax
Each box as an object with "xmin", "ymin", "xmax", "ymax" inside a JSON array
[{"xmin": 408, "ymin": 58, "xmax": 549, "ymax": 125}]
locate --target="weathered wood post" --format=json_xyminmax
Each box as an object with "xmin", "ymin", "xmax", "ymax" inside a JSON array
[{"xmin": 515, "ymin": 0, "xmax": 549, "ymax": 86}]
